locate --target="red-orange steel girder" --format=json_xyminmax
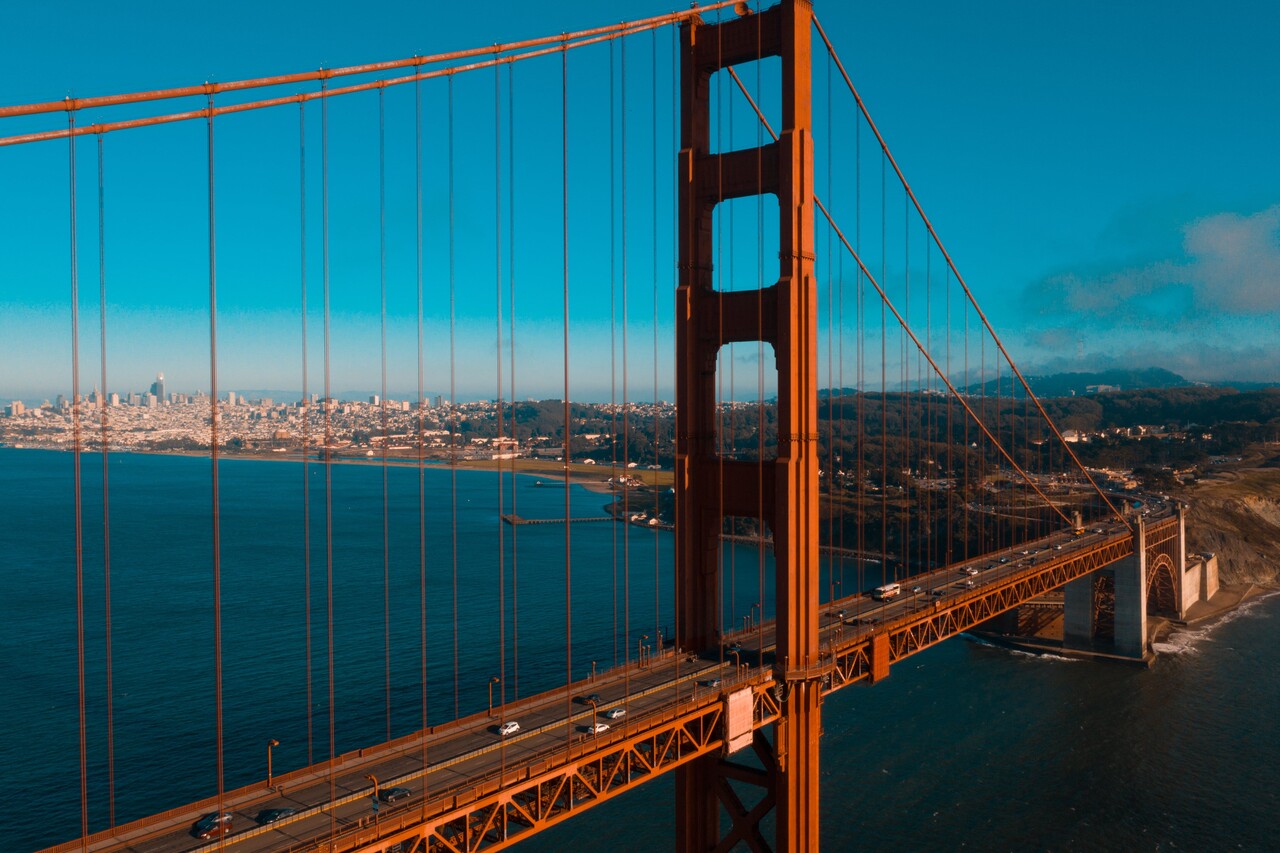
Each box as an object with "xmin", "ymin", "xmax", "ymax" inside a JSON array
[{"xmin": 675, "ymin": 1, "xmax": 818, "ymax": 851}]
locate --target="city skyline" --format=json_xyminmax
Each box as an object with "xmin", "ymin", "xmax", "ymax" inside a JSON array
[{"xmin": 2, "ymin": 0, "xmax": 1278, "ymax": 402}]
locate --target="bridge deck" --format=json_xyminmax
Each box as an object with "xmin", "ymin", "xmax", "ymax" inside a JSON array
[{"xmin": 42, "ymin": 515, "xmax": 1173, "ymax": 853}]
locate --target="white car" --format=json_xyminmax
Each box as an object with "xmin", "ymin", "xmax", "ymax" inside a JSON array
[
  {"xmin": 963, "ymin": 567, "xmax": 979, "ymax": 576},
  {"xmin": 498, "ymin": 721, "xmax": 521, "ymax": 736},
  {"xmin": 603, "ymin": 707, "xmax": 626, "ymax": 720},
  {"xmin": 587, "ymin": 722, "xmax": 610, "ymax": 734}
]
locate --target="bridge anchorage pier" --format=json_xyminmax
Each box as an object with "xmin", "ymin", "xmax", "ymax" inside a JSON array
[
  {"xmin": 674, "ymin": 1, "xmax": 821, "ymax": 850},
  {"xmin": 1060, "ymin": 513, "xmax": 1191, "ymax": 663}
]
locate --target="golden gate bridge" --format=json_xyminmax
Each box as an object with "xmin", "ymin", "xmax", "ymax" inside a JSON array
[{"xmin": 1, "ymin": 1, "xmax": 1197, "ymax": 850}]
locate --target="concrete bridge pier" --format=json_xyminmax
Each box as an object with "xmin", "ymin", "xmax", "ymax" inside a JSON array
[
  {"xmin": 1062, "ymin": 574, "xmax": 1095, "ymax": 649},
  {"xmin": 1063, "ymin": 519, "xmax": 1150, "ymax": 660},
  {"xmin": 1111, "ymin": 544, "xmax": 1148, "ymax": 658}
]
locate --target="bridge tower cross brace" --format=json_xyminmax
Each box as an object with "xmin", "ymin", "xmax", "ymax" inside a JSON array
[{"xmin": 675, "ymin": 1, "xmax": 820, "ymax": 850}]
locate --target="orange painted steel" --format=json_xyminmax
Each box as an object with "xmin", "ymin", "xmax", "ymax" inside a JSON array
[
  {"xmin": 0, "ymin": 2, "xmax": 739, "ymax": 119},
  {"xmin": 0, "ymin": 2, "xmax": 740, "ymax": 148},
  {"xmin": 675, "ymin": 1, "xmax": 820, "ymax": 849},
  {"xmin": 827, "ymin": 533, "xmax": 1137, "ymax": 691},
  {"xmin": 809, "ymin": 13, "xmax": 1128, "ymax": 528},
  {"xmin": 723, "ymin": 63, "xmax": 1077, "ymax": 531},
  {"xmin": 39, "ymin": 528, "xmax": 1162, "ymax": 853}
]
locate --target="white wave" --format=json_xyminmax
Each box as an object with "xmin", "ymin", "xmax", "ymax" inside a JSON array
[
  {"xmin": 960, "ymin": 632, "xmax": 1078, "ymax": 662},
  {"xmin": 1156, "ymin": 589, "xmax": 1279, "ymax": 655}
]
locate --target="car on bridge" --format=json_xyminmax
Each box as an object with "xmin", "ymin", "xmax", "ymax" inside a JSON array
[
  {"xmin": 255, "ymin": 808, "xmax": 297, "ymax": 825},
  {"xmin": 604, "ymin": 707, "xmax": 626, "ymax": 720},
  {"xmin": 192, "ymin": 812, "xmax": 233, "ymax": 839},
  {"xmin": 586, "ymin": 722, "xmax": 610, "ymax": 734},
  {"xmin": 963, "ymin": 567, "xmax": 979, "ymax": 576},
  {"xmin": 379, "ymin": 786, "xmax": 412, "ymax": 803},
  {"xmin": 576, "ymin": 693, "xmax": 603, "ymax": 705},
  {"xmin": 498, "ymin": 721, "xmax": 521, "ymax": 736}
]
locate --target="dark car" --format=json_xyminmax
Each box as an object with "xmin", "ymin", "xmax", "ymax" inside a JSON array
[
  {"xmin": 192, "ymin": 812, "xmax": 233, "ymax": 839},
  {"xmin": 379, "ymin": 786, "xmax": 412, "ymax": 803},
  {"xmin": 255, "ymin": 807, "xmax": 298, "ymax": 825},
  {"xmin": 576, "ymin": 693, "xmax": 603, "ymax": 705}
]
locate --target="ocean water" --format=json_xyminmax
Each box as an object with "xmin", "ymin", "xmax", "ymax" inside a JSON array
[{"xmin": 0, "ymin": 447, "xmax": 1276, "ymax": 851}]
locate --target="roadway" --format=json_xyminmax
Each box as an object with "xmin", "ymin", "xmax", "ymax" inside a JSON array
[{"xmin": 50, "ymin": 509, "xmax": 1166, "ymax": 853}]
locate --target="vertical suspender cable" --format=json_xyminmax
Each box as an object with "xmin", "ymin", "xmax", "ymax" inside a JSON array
[
  {"xmin": 299, "ymin": 99, "xmax": 314, "ymax": 768},
  {"xmin": 727, "ymin": 47, "xmax": 737, "ymax": 639},
  {"xmin": 415, "ymin": 70, "xmax": 430, "ymax": 792},
  {"xmin": 824, "ymin": 43, "xmax": 834, "ymax": 604},
  {"xmin": 880, "ymin": 157, "xmax": 888, "ymax": 581},
  {"xmin": 662, "ymin": 22, "xmax": 674, "ymax": 671},
  {"xmin": 903, "ymin": 185, "xmax": 911, "ymax": 580},
  {"xmin": 68, "ymin": 109, "xmax": 88, "ymax": 846},
  {"xmin": 447, "ymin": 73, "xmax": 460, "ymax": 721},
  {"xmin": 755, "ymin": 2, "xmax": 765, "ymax": 656},
  {"xmin": 855, "ymin": 83, "xmax": 864, "ymax": 609},
  {"xmin": 716, "ymin": 22, "xmax": 727, "ymax": 646},
  {"xmin": 561, "ymin": 40, "xmax": 573, "ymax": 739},
  {"xmin": 657, "ymin": 25, "xmax": 667, "ymax": 660},
  {"xmin": 507, "ymin": 63, "xmax": 521, "ymax": 701},
  {"xmin": 609, "ymin": 39, "xmax": 619, "ymax": 672},
  {"xmin": 321, "ymin": 76, "xmax": 337, "ymax": 832},
  {"xmin": 379, "ymin": 85, "xmax": 392, "ymax": 742},
  {"xmin": 205, "ymin": 88, "xmax": 227, "ymax": 824},
  {"xmin": 494, "ymin": 55, "xmax": 507, "ymax": 717},
  {"xmin": 96, "ymin": 131, "xmax": 116, "ymax": 828},
  {"xmin": 926, "ymin": 240, "xmax": 933, "ymax": 574}
]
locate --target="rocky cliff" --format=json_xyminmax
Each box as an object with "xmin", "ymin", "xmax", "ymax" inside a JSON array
[{"xmin": 1182, "ymin": 468, "xmax": 1280, "ymax": 586}]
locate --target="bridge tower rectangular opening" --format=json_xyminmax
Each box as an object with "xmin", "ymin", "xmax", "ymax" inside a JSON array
[{"xmin": 674, "ymin": 1, "xmax": 820, "ymax": 850}]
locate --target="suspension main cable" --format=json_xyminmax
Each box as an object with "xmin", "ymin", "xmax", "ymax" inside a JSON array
[
  {"xmin": 2, "ymin": 2, "xmax": 740, "ymax": 124},
  {"xmin": 724, "ymin": 66, "xmax": 1073, "ymax": 527},
  {"xmin": 810, "ymin": 14, "xmax": 1126, "ymax": 526}
]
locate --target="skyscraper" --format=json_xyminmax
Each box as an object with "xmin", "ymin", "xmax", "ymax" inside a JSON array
[{"xmin": 150, "ymin": 372, "xmax": 165, "ymax": 402}]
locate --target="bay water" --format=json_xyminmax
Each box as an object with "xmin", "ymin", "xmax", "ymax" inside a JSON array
[{"xmin": 0, "ymin": 448, "xmax": 1275, "ymax": 851}]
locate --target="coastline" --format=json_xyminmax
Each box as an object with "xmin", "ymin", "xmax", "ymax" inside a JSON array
[
  {"xmin": 1, "ymin": 443, "xmax": 666, "ymax": 492},
  {"xmin": 969, "ymin": 581, "xmax": 1277, "ymax": 665}
]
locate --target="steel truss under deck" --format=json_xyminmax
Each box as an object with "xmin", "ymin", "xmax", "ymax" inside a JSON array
[{"xmin": 332, "ymin": 531, "xmax": 1158, "ymax": 853}]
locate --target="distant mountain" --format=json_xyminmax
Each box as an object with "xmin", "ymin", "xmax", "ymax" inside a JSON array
[{"xmin": 963, "ymin": 368, "xmax": 1196, "ymax": 398}]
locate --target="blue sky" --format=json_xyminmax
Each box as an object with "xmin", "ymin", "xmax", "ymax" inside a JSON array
[{"xmin": 2, "ymin": 0, "xmax": 1278, "ymax": 403}]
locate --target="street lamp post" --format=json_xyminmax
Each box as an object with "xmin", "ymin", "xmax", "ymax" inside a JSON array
[
  {"xmin": 366, "ymin": 773, "xmax": 380, "ymax": 823},
  {"xmin": 267, "ymin": 738, "xmax": 280, "ymax": 788},
  {"xmin": 591, "ymin": 660, "xmax": 596, "ymax": 681},
  {"xmin": 750, "ymin": 602, "xmax": 761, "ymax": 626},
  {"xmin": 639, "ymin": 635, "xmax": 649, "ymax": 667},
  {"xmin": 730, "ymin": 649, "xmax": 741, "ymax": 675},
  {"xmin": 488, "ymin": 676, "xmax": 501, "ymax": 717}
]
